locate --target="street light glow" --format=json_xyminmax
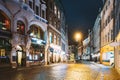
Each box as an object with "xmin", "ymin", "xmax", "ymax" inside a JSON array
[{"xmin": 74, "ymin": 32, "xmax": 82, "ymax": 42}]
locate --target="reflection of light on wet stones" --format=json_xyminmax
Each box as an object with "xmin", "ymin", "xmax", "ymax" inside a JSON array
[{"xmin": 65, "ymin": 70, "xmax": 90, "ymax": 80}]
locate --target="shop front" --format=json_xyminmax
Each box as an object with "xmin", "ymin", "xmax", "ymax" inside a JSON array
[
  {"xmin": 29, "ymin": 25, "xmax": 46, "ymax": 65},
  {"xmin": 29, "ymin": 44, "xmax": 45, "ymax": 65},
  {"xmin": 100, "ymin": 45, "xmax": 114, "ymax": 66},
  {"xmin": 0, "ymin": 39, "xmax": 12, "ymax": 66},
  {"xmin": 0, "ymin": 10, "xmax": 12, "ymax": 66},
  {"xmin": 49, "ymin": 44, "xmax": 61, "ymax": 63}
]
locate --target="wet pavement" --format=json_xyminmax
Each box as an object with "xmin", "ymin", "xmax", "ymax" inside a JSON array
[{"xmin": 0, "ymin": 61, "xmax": 120, "ymax": 80}]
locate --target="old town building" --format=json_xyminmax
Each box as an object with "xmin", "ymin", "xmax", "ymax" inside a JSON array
[
  {"xmin": 113, "ymin": 0, "xmax": 120, "ymax": 74},
  {"xmin": 92, "ymin": 14, "xmax": 101, "ymax": 62},
  {"xmin": 0, "ymin": 0, "xmax": 48, "ymax": 68},
  {"xmin": 46, "ymin": 0, "xmax": 68, "ymax": 63},
  {"xmin": 100, "ymin": 0, "xmax": 114, "ymax": 66}
]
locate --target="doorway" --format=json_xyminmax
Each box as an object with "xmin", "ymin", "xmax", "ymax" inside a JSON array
[
  {"xmin": 16, "ymin": 45, "xmax": 26, "ymax": 67},
  {"xmin": 17, "ymin": 51, "xmax": 22, "ymax": 66}
]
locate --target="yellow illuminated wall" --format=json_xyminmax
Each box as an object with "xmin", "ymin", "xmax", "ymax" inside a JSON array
[{"xmin": 100, "ymin": 44, "xmax": 114, "ymax": 65}]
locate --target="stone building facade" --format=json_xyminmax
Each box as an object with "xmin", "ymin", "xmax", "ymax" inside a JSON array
[
  {"xmin": 0, "ymin": 0, "xmax": 47, "ymax": 68},
  {"xmin": 100, "ymin": 0, "xmax": 114, "ymax": 65},
  {"xmin": 92, "ymin": 14, "xmax": 101, "ymax": 62},
  {"xmin": 46, "ymin": 0, "xmax": 68, "ymax": 63},
  {"xmin": 114, "ymin": 0, "xmax": 120, "ymax": 74}
]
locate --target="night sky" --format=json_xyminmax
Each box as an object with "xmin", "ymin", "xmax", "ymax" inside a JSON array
[{"xmin": 60, "ymin": 0, "xmax": 103, "ymax": 44}]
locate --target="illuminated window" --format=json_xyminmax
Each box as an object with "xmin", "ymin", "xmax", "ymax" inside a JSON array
[
  {"xmin": 49, "ymin": 32, "xmax": 53, "ymax": 43},
  {"xmin": 54, "ymin": 35, "xmax": 57, "ymax": 44},
  {"xmin": 54, "ymin": 5, "xmax": 57, "ymax": 14},
  {"xmin": 30, "ymin": 25, "xmax": 44, "ymax": 39},
  {"xmin": 0, "ymin": 11, "xmax": 10, "ymax": 31},
  {"xmin": 58, "ymin": 10, "xmax": 60, "ymax": 18},
  {"xmin": 54, "ymin": 21, "xmax": 56, "ymax": 28},
  {"xmin": 17, "ymin": 21, "xmax": 25, "ymax": 35}
]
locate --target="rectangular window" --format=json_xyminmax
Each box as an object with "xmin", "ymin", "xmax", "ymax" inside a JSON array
[
  {"xmin": 54, "ymin": 21, "xmax": 56, "ymax": 28},
  {"xmin": 108, "ymin": 0, "xmax": 110, "ymax": 6},
  {"xmin": 108, "ymin": 16, "xmax": 110, "ymax": 23},
  {"xmin": 42, "ymin": 10, "xmax": 45, "ymax": 19},
  {"xmin": 54, "ymin": 35, "xmax": 57, "ymax": 44},
  {"xmin": 62, "ymin": 43, "xmax": 65, "ymax": 51},
  {"xmin": 36, "ymin": 6, "xmax": 39, "ymax": 15},
  {"xmin": 49, "ymin": 17, "xmax": 52, "ymax": 24},
  {"xmin": 54, "ymin": 5, "xmax": 57, "ymax": 14},
  {"xmin": 111, "ymin": 30, "xmax": 113, "ymax": 41},
  {"xmin": 58, "ymin": 11, "xmax": 60, "ymax": 18},
  {"xmin": 33, "ymin": 0, "xmax": 35, "ymax": 11},
  {"xmin": 111, "ymin": 10, "xmax": 114, "ymax": 18},
  {"xmin": 29, "ymin": 1, "xmax": 32, "ymax": 9},
  {"xmin": 50, "ymin": 2, "xmax": 53, "ymax": 10},
  {"xmin": 57, "ymin": 36, "xmax": 61, "ymax": 45},
  {"xmin": 108, "ymin": 33, "xmax": 109, "ymax": 42},
  {"xmin": 39, "ymin": 4, "xmax": 41, "ymax": 17},
  {"xmin": 106, "ymin": 19, "xmax": 107, "ymax": 26},
  {"xmin": 105, "ymin": 35, "xmax": 107, "ymax": 43},
  {"xmin": 106, "ymin": 5, "xmax": 108, "ymax": 11},
  {"xmin": 49, "ymin": 32, "xmax": 53, "ymax": 43}
]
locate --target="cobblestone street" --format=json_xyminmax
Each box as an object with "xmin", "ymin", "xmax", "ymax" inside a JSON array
[{"xmin": 0, "ymin": 62, "xmax": 120, "ymax": 80}]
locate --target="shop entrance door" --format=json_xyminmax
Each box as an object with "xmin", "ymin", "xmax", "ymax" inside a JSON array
[{"xmin": 17, "ymin": 51, "xmax": 22, "ymax": 66}]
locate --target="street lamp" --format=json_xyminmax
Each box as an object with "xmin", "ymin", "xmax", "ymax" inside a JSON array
[{"xmin": 74, "ymin": 32, "xmax": 82, "ymax": 42}]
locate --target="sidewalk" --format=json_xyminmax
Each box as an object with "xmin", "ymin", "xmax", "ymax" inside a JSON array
[
  {"xmin": 90, "ymin": 61, "xmax": 120, "ymax": 80},
  {"xmin": 90, "ymin": 61, "xmax": 111, "ymax": 68}
]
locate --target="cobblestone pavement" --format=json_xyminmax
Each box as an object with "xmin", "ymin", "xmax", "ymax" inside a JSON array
[{"xmin": 0, "ymin": 62, "xmax": 120, "ymax": 80}]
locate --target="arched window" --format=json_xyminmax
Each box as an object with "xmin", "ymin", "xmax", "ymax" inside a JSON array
[
  {"xmin": 17, "ymin": 21, "xmax": 25, "ymax": 35},
  {"xmin": 0, "ymin": 10, "xmax": 11, "ymax": 31},
  {"xmin": 30, "ymin": 25, "xmax": 44, "ymax": 39}
]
